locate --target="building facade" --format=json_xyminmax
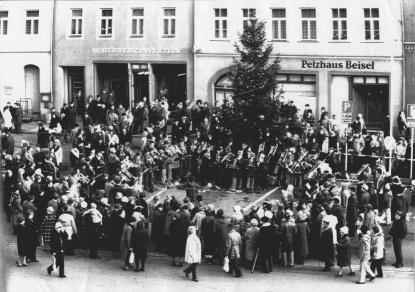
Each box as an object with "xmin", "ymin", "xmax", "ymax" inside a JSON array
[
  {"xmin": 0, "ymin": 0, "xmax": 53, "ymax": 119},
  {"xmin": 194, "ymin": 0, "xmax": 404, "ymax": 133},
  {"xmin": 403, "ymin": 0, "xmax": 415, "ymax": 108},
  {"xmin": 52, "ymin": 0, "xmax": 194, "ymax": 111}
]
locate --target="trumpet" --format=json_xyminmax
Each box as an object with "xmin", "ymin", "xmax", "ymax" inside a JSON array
[
  {"xmin": 274, "ymin": 149, "xmax": 288, "ymax": 174},
  {"xmin": 288, "ymin": 151, "xmax": 308, "ymax": 174}
]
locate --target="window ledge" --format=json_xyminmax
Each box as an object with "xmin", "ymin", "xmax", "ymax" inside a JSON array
[
  {"xmin": 68, "ymin": 35, "xmax": 82, "ymax": 38},
  {"xmin": 129, "ymin": 35, "xmax": 143, "ymax": 38},
  {"xmin": 360, "ymin": 41, "xmax": 383, "ymax": 43},
  {"xmin": 161, "ymin": 35, "xmax": 175, "ymax": 38},
  {"xmin": 269, "ymin": 39, "xmax": 288, "ymax": 42},
  {"xmin": 297, "ymin": 40, "xmax": 319, "ymax": 43},
  {"xmin": 328, "ymin": 41, "xmax": 351, "ymax": 43},
  {"xmin": 99, "ymin": 35, "xmax": 113, "ymax": 38},
  {"xmin": 210, "ymin": 39, "xmax": 231, "ymax": 42}
]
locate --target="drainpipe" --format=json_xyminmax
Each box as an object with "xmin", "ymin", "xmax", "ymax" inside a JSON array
[
  {"xmin": 50, "ymin": 0, "xmax": 56, "ymax": 111},
  {"xmin": 400, "ymin": 0, "xmax": 405, "ymax": 106}
]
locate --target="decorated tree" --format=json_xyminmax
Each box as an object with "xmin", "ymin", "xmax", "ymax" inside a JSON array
[{"xmin": 219, "ymin": 18, "xmax": 281, "ymax": 145}]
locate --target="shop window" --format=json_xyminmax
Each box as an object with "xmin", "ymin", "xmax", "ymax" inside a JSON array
[
  {"xmin": 25, "ymin": 10, "xmax": 39, "ymax": 35},
  {"xmin": 214, "ymin": 74, "xmax": 234, "ymax": 106},
  {"xmin": 364, "ymin": 8, "xmax": 380, "ymax": 40},
  {"xmin": 100, "ymin": 9, "xmax": 113, "ymax": 37},
  {"xmin": 277, "ymin": 74, "xmax": 316, "ymax": 84},
  {"xmin": 242, "ymin": 8, "xmax": 256, "ymax": 32},
  {"xmin": 214, "ymin": 8, "xmax": 228, "ymax": 39},
  {"xmin": 131, "ymin": 8, "xmax": 144, "ymax": 37},
  {"xmin": 0, "ymin": 11, "xmax": 8, "ymax": 35},
  {"xmin": 332, "ymin": 8, "xmax": 347, "ymax": 40},
  {"xmin": 163, "ymin": 8, "xmax": 175, "ymax": 37},
  {"xmin": 271, "ymin": 8, "xmax": 286, "ymax": 40},
  {"xmin": 70, "ymin": 9, "xmax": 82, "ymax": 37},
  {"xmin": 301, "ymin": 8, "xmax": 316, "ymax": 40}
]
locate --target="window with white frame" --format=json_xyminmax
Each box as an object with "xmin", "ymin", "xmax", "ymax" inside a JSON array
[
  {"xmin": 162, "ymin": 8, "xmax": 175, "ymax": 37},
  {"xmin": 70, "ymin": 9, "xmax": 82, "ymax": 36},
  {"xmin": 364, "ymin": 8, "xmax": 380, "ymax": 40},
  {"xmin": 301, "ymin": 8, "xmax": 316, "ymax": 40},
  {"xmin": 0, "ymin": 11, "xmax": 8, "ymax": 35},
  {"xmin": 25, "ymin": 10, "xmax": 39, "ymax": 35},
  {"xmin": 271, "ymin": 8, "xmax": 286, "ymax": 40},
  {"xmin": 131, "ymin": 8, "xmax": 144, "ymax": 37},
  {"xmin": 242, "ymin": 8, "xmax": 256, "ymax": 31},
  {"xmin": 214, "ymin": 8, "xmax": 227, "ymax": 39},
  {"xmin": 332, "ymin": 8, "xmax": 347, "ymax": 40},
  {"xmin": 100, "ymin": 9, "xmax": 113, "ymax": 37}
]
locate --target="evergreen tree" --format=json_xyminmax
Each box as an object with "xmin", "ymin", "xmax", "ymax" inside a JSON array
[{"xmin": 222, "ymin": 18, "xmax": 281, "ymax": 144}]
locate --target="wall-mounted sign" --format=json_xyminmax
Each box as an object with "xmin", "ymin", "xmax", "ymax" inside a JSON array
[
  {"xmin": 4, "ymin": 85, "xmax": 13, "ymax": 96},
  {"xmin": 302, "ymin": 60, "xmax": 375, "ymax": 70},
  {"xmin": 341, "ymin": 101, "xmax": 353, "ymax": 124},
  {"xmin": 92, "ymin": 47, "xmax": 182, "ymax": 54}
]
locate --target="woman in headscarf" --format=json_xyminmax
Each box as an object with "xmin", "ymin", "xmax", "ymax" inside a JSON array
[
  {"xmin": 183, "ymin": 226, "xmax": 201, "ymax": 282},
  {"xmin": 244, "ymin": 218, "xmax": 260, "ymax": 268}
]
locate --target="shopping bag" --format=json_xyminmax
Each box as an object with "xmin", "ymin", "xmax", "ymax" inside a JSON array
[
  {"xmin": 222, "ymin": 256, "xmax": 229, "ymax": 272},
  {"xmin": 128, "ymin": 251, "xmax": 135, "ymax": 265},
  {"xmin": 51, "ymin": 254, "xmax": 57, "ymax": 270}
]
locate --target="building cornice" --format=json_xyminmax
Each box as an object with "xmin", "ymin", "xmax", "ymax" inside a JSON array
[{"xmin": 194, "ymin": 53, "xmax": 403, "ymax": 60}]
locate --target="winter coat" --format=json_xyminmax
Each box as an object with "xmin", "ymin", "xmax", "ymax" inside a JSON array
[
  {"xmin": 120, "ymin": 223, "xmax": 134, "ymax": 260},
  {"xmin": 391, "ymin": 194, "xmax": 409, "ymax": 218},
  {"xmin": 244, "ymin": 226, "xmax": 260, "ymax": 261},
  {"xmin": 131, "ymin": 225, "xmax": 149, "ymax": 259},
  {"xmin": 185, "ymin": 233, "xmax": 202, "ymax": 264},
  {"xmin": 371, "ymin": 232, "xmax": 385, "ymax": 260},
  {"xmin": 363, "ymin": 210, "xmax": 375, "ymax": 230},
  {"xmin": 58, "ymin": 213, "xmax": 77, "ymax": 240},
  {"xmin": 319, "ymin": 227, "xmax": 334, "ymax": 261},
  {"xmin": 295, "ymin": 219, "xmax": 310, "ymax": 257},
  {"xmin": 336, "ymin": 235, "xmax": 352, "ymax": 267},
  {"xmin": 225, "ymin": 230, "xmax": 242, "ymax": 259},
  {"xmin": 280, "ymin": 218, "xmax": 297, "ymax": 252},
  {"xmin": 16, "ymin": 223, "xmax": 29, "ymax": 257},
  {"xmin": 40, "ymin": 214, "xmax": 57, "ymax": 246},
  {"xmin": 201, "ymin": 214, "xmax": 216, "ymax": 254},
  {"xmin": 50, "ymin": 229, "xmax": 68, "ymax": 253},
  {"xmin": 389, "ymin": 218, "xmax": 407, "ymax": 240},
  {"xmin": 258, "ymin": 223, "xmax": 277, "ymax": 257},
  {"xmin": 214, "ymin": 217, "xmax": 229, "ymax": 249},
  {"xmin": 358, "ymin": 233, "xmax": 371, "ymax": 261}
]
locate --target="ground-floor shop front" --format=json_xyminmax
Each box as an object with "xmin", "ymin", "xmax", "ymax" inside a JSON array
[{"xmin": 194, "ymin": 54, "xmax": 403, "ymax": 135}]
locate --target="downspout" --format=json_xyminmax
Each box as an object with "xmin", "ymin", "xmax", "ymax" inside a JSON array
[
  {"xmin": 192, "ymin": 0, "xmax": 195, "ymax": 102},
  {"xmin": 400, "ymin": 0, "xmax": 405, "ymax": 106},
  {"xmin": 50, "ymin": 0, "xmax": 56, "ymax": 109}
]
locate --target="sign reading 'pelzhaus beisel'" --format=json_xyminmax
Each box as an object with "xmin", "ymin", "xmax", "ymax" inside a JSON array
[{"xmin": 302, "ymin": 60, "xmax": 375, "ymax": 70}]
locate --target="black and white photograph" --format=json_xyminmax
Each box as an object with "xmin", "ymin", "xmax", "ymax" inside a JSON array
[{"xmin": 0, "ymin": 0, "xmax": 414, "ymax": 291}]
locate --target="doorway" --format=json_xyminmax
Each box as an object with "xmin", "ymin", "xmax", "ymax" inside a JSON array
[
  {"xmin": 134, "ymin": 72, "xmax": 149, "ymax": 104},
  {"xmin": 152, "ymin": 64, "xmax": 187, "ymax": 108},
  {"xmin": 351, "ymin": 84, "xmax": 389, "ymax": 129},
  {"xmin": 24, "ymin": 65, "xmax": 40, "ymax": 115},
  {"xmin": 96, "ymin": 63, "xmax": 129, "ymax": 108}
]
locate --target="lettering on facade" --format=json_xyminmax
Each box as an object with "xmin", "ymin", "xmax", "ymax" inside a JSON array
[
  {"xmin": 301, "ymin": 60, "xmax": 375, "ymax": 70},
  {"xmin": 3, "ymin": 85, "xmax": 13, "ymax": 95},
  {"xmin": 92, "ymin": 48, "xmax": 182, "ymax": 54}
]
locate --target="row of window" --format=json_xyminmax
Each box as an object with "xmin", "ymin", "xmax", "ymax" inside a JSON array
[{"xmin": 0, "ymin": 7, "xmax": 381, "ymax": 41}]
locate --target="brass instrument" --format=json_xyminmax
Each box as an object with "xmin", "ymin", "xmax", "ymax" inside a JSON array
[
  {"xmin": 288, "ymin": 150, "xmax": 308, "ymax": 174},
  {"xmin": 257, "ymin": 142, "xmax": 265, "ymax": 156},
  {"xmin": 274, "ymin": 149, "xmax": 288, "ymax": 174},
  {"xmin": 247, "ymin": 151, "xmax": 256, "ymax": 167},
  {"xmin": 266, "ymin": 145, "xmax": 278, "ymax": 163},
  {"xmin": 349, "ymin": 164, "xmax": 370, "ymax": 181}
]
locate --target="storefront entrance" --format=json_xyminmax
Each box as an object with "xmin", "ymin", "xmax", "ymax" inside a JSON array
[
  {"xmin": 152, "ymin": 64, "xmax": 186, "ymax": 108},
  {"xmin": 96, "ymin": 63, "xmax": 129, "ymax": 108},
  {"xmin": 351, "ymin": 76, "xmax": 389, "ymax": 129}
]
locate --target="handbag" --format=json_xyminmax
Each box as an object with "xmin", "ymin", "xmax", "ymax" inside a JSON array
[
  {"xmin": 222, "ymin": 256, "xmax": 229, "ymax": 272},
  {"xmin": 128, "ymin": 250, "xmax": 135, "ymax": 265}
]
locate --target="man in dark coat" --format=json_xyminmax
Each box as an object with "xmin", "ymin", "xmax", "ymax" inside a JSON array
[
  {"xmin": 388, "ymin": 210, "xmax": 407, "ymax": 268},
  {"xmin": 37, "ymin": 123, "xmax": 50, "ymax": 148},
  {"xmin": 258, "ymin": 216, "xmax": 277, "ymax": 272},
  {"xmin": 1, "ymin": 129, "xmax": 14, "ymax": 155},
  {"xmin": 214, "ymin": 209, "xmax": 228, "ymax": 265},
  {"xmin": 201, "ymin": 206, "xmax": 216, "ymax": 262},
  {"xmin": 320, "ymin": 218, "xmax": 335, "ymax": 271},
  {"xmin": 14, "ymin": 103, "xmax": 23, "ymax": 134},
  {"xmin": 47, "ymin": 222, "xmax": 68, "ymax": 277},
  {"xmin": 346, "ymin": 190, "xmax": 358, "ymax": 237}
]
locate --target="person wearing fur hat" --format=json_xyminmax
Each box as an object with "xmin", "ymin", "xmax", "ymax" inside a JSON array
[{"xmin": 335, "ymin": 226, "xmax": 354, "ymax": 277}]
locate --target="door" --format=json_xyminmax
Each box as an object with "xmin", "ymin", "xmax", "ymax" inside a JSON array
[
  {"xmin": 24, "ymin": 65, "xmax": 40, "ymax": 114},
  {"xmin": 134, "ymin": 73, "xmax": 149, "ymax": 104},
  {"xmin": 111, "ymin": 80, "xmax": 128, "ymax": 108}
]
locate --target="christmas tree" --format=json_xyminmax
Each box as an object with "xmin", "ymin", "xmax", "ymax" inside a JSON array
[{"xmin": 219, "ymin": 18, "xmax": 281, "ymax": 145}]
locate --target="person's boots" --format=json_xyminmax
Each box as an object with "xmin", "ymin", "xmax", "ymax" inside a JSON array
[
  {"xmin": 283, "ymin": 253, "xmax": 287, "ymax": 267},
  {"xmin": 289, "ymin": 252, "xmax": 295, "ymax": 267}
]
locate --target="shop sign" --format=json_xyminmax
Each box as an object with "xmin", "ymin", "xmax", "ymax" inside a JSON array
[
  {"xmin": 341, "ymin": 101, "xmax": 353, "ymax": 124},
  {"xmin": 407, "ymin": 104, "xmax": 415, "ymax": 128},
  {"xmin": 3, "ymin": 85, "xmax": 13, "ymax": 96},
  {"xmin": 92, "ymin": 47, "xmax": 182, "ymax": 54},
  {"xmin": 302, "ymin": 60, "xmax": 375, "ymax": 70}
]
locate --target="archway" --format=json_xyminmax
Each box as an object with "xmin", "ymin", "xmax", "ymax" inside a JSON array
[{"xmin": 214, "ymin": 73, "xmax": 234, "ymax": 106}]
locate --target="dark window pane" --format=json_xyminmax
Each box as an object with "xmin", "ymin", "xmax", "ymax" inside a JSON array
[
  {"xmin": 281, "ymin": 20, "xmax": 286, "ymax": 39},
  {"xmin": 221, "ymin": 9, "xmax": 227, "ymax": 17},
  {"xmin": 3, "ymin": 20, "xmax": 7, "ymax": 34},
  {"xmin": 163, "ymin": 19, "xmax": 168, "ymax": 34},
  {"xmin": 223, "ymin": 29, "xmax": 227, "ymax": 38},
  {"xmin": 215, "ymin": 19, "xmax": 219, "ymax": 29},
  {"xmin": 310, "ymin": 20, "xmax": 316, "ymax": 39},
  {"xmin": 108, "ymin": 19, "xmax": 112, "ymax": 34},
  {"xmin": 302, "ymin": 20, "xmax": 308, "ymax": 39},
  {"xmin": 78, "ymin": 20, "xmax": 82, "ymax": 35},
  {"xmin": 365, "ymin": 20, "xmax": 371, "ymax": 39},
  {"xmin": 272, "ymin": 21, "xmax": 278, "ymax": 38},
  {"xmin": 339, "ymin": 9, "xmax": 347, "ymax": 18},
  {"xmin": 171, "ymin": 19, "xmax": 175, "ymax": 34},
  {"xmin": 302, "ymin": 9, "xmax": 316, "ymax": 18},
  {"xmin": 332, "ymin": 20, "xmax": 338, "ymax": 40},
  {"xmin": 132, "ymin": 19, "xmax": 137, "ymax": 34},
  {"xmin": 364, "ymin": 8, "xmax": 370, "ymax": 18},
  {"xmin": 214, "ymin": 9, "xmax": 219, "ymax": 17},
  {"xmin": 164, "ymin": 9, "xmax": 175, "ymax": 16},
  {"xmin": 72, "ymin": 9, "xmax": 82, "ymax": 17},
  {"xmin": 132, "ymin": 9, "xmax": 144, "ymax": 16},
  {"xmin": 222, "ymin": 20, "xmax": 227, "ymax": 29},
  {"xmin": 27, "ymin": 10, "xmax": 39, "ymax": 17},
  {"xmin": 71, "ymin": 19, "xmax": 76, "ymax": 34},
  {"xmin": 243, "ymin": 9, "xmax": 248, "ymax": 17},
  {"xmin": 102, "ymin": 9, "xmax": 112, "ymax": 17},
  {"xmin": 372, "ymin": 8, "xmax": 379, "ymax": 18},
  {"xmin": 33, "ymin": 19, "xmax": 38, "ymax": 34},
  {"xmin": 272, "ymin": 9, "xmax": 286, "ymax": 18},
  {"xmin": 341, "ymin": 20, "xmax": 347, "ymax": 39},
  {"xmin": 101, "ymin": 19, "xmax": 106, "ymax": 33},
  {"xmin": 26, "ymin": 20, "xmax": 31, "ymax": 34},
  {"xmin": 0, "ymin": 11, "xmax": 8, "ymax": 17},
  {"xmin": 332, "ymin": 9, "xmax": 338, "ymax": 18},
  {"xmin": 139, "ymin": 19, "xmax": 143, "ymax": 35}
]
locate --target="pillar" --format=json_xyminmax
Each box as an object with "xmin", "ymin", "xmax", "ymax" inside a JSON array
[
  {"xmin": 128, "ymin": 63, "xmax": 134, "ymax": 109},
  {"xmin": 148, "ymin": 63, "xmax": 155, "ymax": 102}
]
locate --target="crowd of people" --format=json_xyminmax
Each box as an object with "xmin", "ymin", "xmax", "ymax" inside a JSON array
[{"xmin": 1, "ymin": 95, "xmax": 413, "ymax": 283}]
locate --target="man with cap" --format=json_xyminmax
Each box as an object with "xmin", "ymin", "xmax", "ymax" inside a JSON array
[
  {"xmin": 387, "ymin": 210, "xmax": 407, "ymax": 268},
  {"xmin": 47, "ymin": 221, "xmax": 68, "ymax": 278}
]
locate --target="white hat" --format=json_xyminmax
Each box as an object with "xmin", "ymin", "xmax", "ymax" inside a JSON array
[
  {"xmin": 34, "ymin": 168, "xmax": 44, "ymax": 177},
  {"xmin": 233, "ymin": 205, "xmax": 241, "ymax": 212},
  {"xmin": 264, "ymin": 210, "xmax": 273, "ymax": 219},
  {"xmin": 80, "ymin": 201, "xmax": 88, "ymax": 209},
  {"xmin": 46, "ymin": 206, "xmax": 55, "ymax": 214},
  {"xmin": 100, "ymin": 197, "xmax": 109, "ymax": 205},
  {"xmin": 285, "ymin": 209, "xmax": 293, "ymax": 217},
  {"xmin": 61, "ymin": 195, "xmax": 68, "ymax": 202},
  {"xmin": 121, "ymin": 196, "xmax": 129, "ymax": 203},
  {"xmin": 340, "ymin": 226, "xmax": 349, "ymax": 235}
]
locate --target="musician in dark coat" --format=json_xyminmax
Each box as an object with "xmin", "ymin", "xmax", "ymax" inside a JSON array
[{"xmin": 47, "ymin": 222, "xmax": 68, "ymax": 277}]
